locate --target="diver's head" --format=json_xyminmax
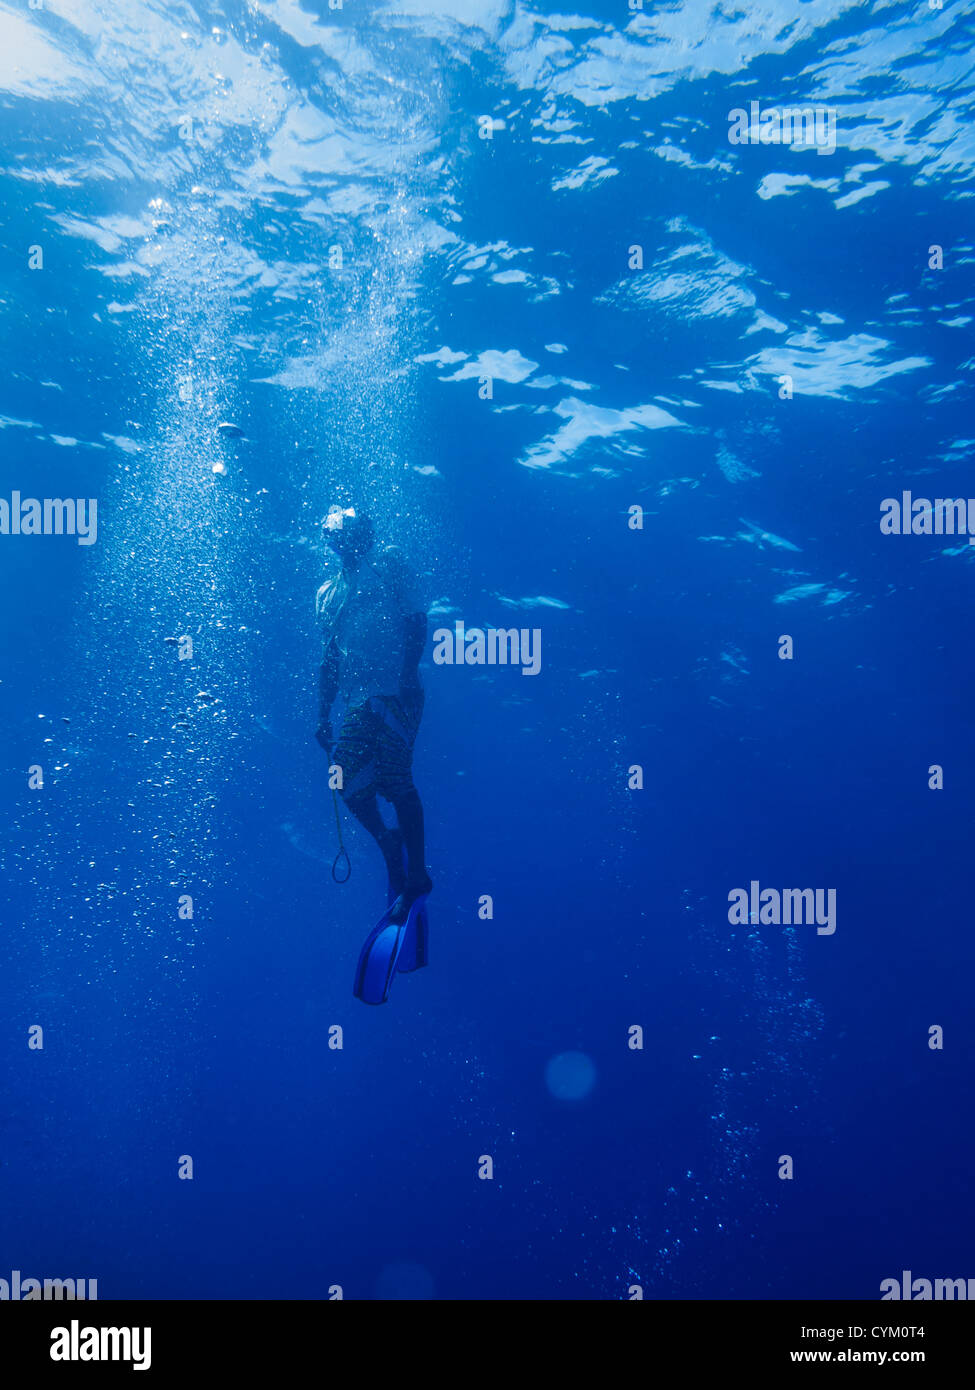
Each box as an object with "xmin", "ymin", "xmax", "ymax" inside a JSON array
[{"xmin": 322, "ymin": 505, "xmax": 375, "ymax": 566}]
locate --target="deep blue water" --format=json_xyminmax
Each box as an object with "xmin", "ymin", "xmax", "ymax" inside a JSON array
[{"xmin": 1, "ymin": 0, "xmax": 973, "ymax": 1300}]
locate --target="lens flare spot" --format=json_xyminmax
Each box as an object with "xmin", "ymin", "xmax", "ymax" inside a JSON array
[{"xmin": 545, "ymin": 1050, "xmax": 596, "ymax": 1101}]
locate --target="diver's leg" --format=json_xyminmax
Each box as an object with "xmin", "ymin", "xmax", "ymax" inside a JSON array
[
  {"xmin": 341, "ymin": 789, "xmax": 386, "ymax": 839},
  {"xmin": 376, "ymin": 694, "xmax": 432, "ymax": 924},
  {"xmin": 334, "ymin": 702, "xmax": 405, "ymax": 903},
  {"xmin": 389, "ymin": 786, "xmax": 432, "ymax": 900},
  {"xmin": 343, "ymin": 792, "xmax": 406, "ymax": 905}
]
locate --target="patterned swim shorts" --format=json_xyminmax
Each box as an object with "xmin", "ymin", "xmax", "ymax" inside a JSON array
[{"xmin": 333, "ymin": 690, "xmax": 424, "ymax": 802}]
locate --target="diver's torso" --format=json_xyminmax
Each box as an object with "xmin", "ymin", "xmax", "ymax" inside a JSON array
[{"xmin": 317, "ymin": 550, "xmax": 420, "ymax": 706}]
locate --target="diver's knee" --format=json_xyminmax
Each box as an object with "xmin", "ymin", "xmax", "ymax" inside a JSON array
[{"xmin": 387, "ymin": 782, "xmax": 419, "ymax": 811}]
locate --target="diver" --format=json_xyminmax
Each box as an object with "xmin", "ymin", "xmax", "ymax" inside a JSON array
[{"xmin": 315, "ymin": 505, "xmax": 432, "ymax": 927}]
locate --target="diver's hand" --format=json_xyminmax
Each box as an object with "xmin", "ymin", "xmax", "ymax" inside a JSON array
[{"xmin": 315, "ymin": 724, "xmax": 333, "ymax": 755}]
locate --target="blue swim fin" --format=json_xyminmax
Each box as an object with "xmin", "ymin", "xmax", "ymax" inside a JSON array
[{"xmin": 353, "ymin": 895, "xmax": 429, "ymax": 1005}]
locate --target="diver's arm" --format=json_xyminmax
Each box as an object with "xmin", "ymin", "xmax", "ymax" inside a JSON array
[
  {"xmin": 316, "ymin": 638, "xmax": 339, "ymax": 751},
  {"xmin": 400, "ymin": 611, "xmax": 427, "ymax": 691}
]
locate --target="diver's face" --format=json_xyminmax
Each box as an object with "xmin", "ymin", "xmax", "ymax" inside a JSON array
[
  {"xmin": 324, "ymin": 516, "xmax": 371, "ymax": 565},
  {"xmin": 324, "ymin": 509, "xmax": 352, "ymax": 556},
  {"xmin": 326, "ymin": 529, "xmax": 354, "ymax": 561}
]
